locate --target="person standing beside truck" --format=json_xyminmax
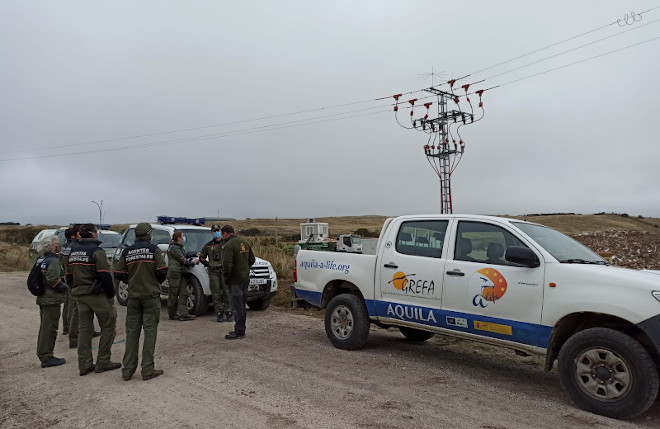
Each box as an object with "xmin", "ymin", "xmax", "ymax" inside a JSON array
[
  {"xmin": 167, "ymin": 231, "xmax": 197, "ymax": 321},
  {"xmin": 114, "ymin": 223, "xmax": 168, "ymax": 381},
  {"xmin": 67, "ymin": 223, "xmax": 119, "ymax": 376},
  {"xmin": 221, "ymin": 225, "xmax": 255, "ymax": 340},
  {"xmin": 58, "ymin": 228, "xmax": 73, "ymax": 335},
  {"xmin": 35, "ymin": 235, "xmax": 68, "ymax": 368},
  {"xmin": 199, "ymin": 224, "xmax": 232, "ymax": 323}
]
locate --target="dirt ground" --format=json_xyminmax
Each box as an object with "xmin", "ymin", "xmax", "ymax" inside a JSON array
[{"xmin": 1, "ymin": 272, "xmax": 660, "ymax": 429}]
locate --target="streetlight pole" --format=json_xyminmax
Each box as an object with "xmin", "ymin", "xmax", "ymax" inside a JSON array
[{"xmin": 91, "ymin": 200, "xmax": 103, "ymax": 225}]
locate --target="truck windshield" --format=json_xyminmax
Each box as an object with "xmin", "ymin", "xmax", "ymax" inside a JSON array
[
  {"xmin": 351, "ymin": 235, "xmax": 361, "ymax": 244},
  {"xmin": 512, "ymin": 222, "xmax": 607, "ymax": 264}
]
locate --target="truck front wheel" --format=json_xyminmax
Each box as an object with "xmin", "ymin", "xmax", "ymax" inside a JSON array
[
  {"xmin": 186, "ymin": 276, "xmax": 208, "ymax": 316},
  {"xmin": 325, "ymin": 294, "xmax": 370, "ymax": 350},
  {"xmin": 558, "ymin": 327, "xmax": 659, "ymax": 419}
]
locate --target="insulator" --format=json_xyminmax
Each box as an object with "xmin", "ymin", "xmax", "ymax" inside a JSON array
[
  {"xmin": 448, "ymin": 79, "xmax": 457, "ymax": 89},
  {"xmin": 394, "ymin": 105, "xmax": 398, "ymax": 112},
  {"xmin": 393, "ymin": 94, "xmax": 402, "ymax": 101},
  {"xmin": 453, "ymin": 96, "xmax": 459, "ymax": 104},
  {"xmin": 408, "ymin": 98, "xmax": 417, "ymax": 106},
  {"xmin": 462, "ymin": 84, "xmax": 470, "ymax": 93},
  {"xmin": 424, "ymin": 102, "xmax": 432, "ymax": 109}
]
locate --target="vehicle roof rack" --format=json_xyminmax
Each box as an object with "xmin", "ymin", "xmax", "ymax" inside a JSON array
[{"xmin": 157, "ymin": 216, "xmax": 206, "ymax": 226}]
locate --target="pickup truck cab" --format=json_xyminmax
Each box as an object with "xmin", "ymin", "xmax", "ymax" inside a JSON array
[{"xmin": 293, "ymin": 214, "xmax": 660, "ymax": 419}]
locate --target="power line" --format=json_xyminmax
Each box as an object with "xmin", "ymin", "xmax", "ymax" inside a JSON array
[
  {"xmin": 464, "ymin": 5, "xmax": 659, "ymax": 79},
  {"xmin": 0, "ymin": 108, "xmax": 392, "ymax": 162},
  {"xmin": 481, "ymin": 17, "xmax": 660, "ymax": 82},
  {"xmin": 3, "ymin": 7, "xmax": 659, "ymax": 162},
  {"xmin": 492, "ymin": 34, "xmax": 660, "ymax": 89}
]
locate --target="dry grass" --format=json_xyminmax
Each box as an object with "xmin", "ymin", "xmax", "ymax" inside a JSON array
[{"xmin": 0, "ymin": 244, "xmax": 31, "ymax": 271}]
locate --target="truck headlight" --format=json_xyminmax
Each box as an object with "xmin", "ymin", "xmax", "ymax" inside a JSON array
[{"xmin": 653, "ymin": 291, "xmax": 660, "ymax": 303}]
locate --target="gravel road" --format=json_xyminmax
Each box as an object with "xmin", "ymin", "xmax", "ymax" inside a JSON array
[{"xmin": 1, "ymin": 272, "xmax": 659, "ymax": 429}]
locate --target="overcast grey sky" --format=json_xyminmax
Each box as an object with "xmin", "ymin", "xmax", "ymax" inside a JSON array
[{"xmin": 1, "ymin": 1, "xmax": 659, "ymax": 226}]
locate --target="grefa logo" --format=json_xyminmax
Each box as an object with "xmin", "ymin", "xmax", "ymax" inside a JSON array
[{"xmin": 388, "ymin": 271, "xmax": 435, "ymax": 295}]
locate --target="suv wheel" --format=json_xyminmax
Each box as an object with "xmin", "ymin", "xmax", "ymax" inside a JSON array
[
  {"xmin": 186, "ymin": 276, "xmax": 208, "ymax": 316},
  {"xmin": 114, "ymin": 278, "xmax": 128, "ymax": 306}
]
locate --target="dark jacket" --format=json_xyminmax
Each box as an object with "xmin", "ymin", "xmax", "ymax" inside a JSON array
[
  {"xmin": 36, "ymin": 252, "xmax": 67, "ymax": 306},
  {"xmin": 200, "ymin": 239, "xmax": 224, "ymax": 269},
  {"xmin": 167, "ymin": 242, "xmax": 193, "ymax": 277},
  {"xmin": 114, "ymin": 237, "xmax": 167, "ymax": 300},
  {"xmin": 222, "ymin": 235, "xmax": 255, "ymax": 285},
  {"xmin": 67, "ymin": 238, "xmax": 114, "ymax": 298}
]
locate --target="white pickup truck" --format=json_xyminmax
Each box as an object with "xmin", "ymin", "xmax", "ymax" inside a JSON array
[{"xmin": 293, "ymin": 214, "xmax": 660, "ymax": 419}]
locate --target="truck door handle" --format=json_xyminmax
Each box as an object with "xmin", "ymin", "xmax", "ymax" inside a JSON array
[
  {"xmin": 446, "ymin": 269, "xmax": 465, "ymax": 276},
  {"xmin": 384, "ymin": 263, "xmax": 398, "ymax": 269}
]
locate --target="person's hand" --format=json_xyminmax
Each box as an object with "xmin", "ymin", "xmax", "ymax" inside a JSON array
[
  {"xmin": 196, "ymin": 252, "xmax": 201, "ymax": 257},
  {"xmin": 194, "ymin": 258, "xmax": 199, "ymax": 265}
]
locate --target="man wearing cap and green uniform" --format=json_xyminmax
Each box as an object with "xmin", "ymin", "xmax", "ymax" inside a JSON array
[
  {"xmin": 67, "ymin": 223, "xmax": 120, "ymax": 376},
  {"xmin": 221, "ymin": 225, "xmax": 255, "ymax": 339},
  {"xmin": 114, "ymin": 222, "xmax": 167, "ymax": 381},
  {"xmin": 199, "ymin": 224, "xmax": 232, "ymax": 323}
]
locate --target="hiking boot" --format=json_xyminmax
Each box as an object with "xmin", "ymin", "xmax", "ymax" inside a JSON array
[
  {"xmin": 94, "ymin": 361, "xmax": 122, "ymax": 373},
  {"xmin": 169, "ymin": 315, "xmax": 180, "ymax": 320},
  {"xmin": 142, "ymin": 369, "xmax": 164, "ymax": 381},
  {"xmin": 217, "ymin": 312, "xmax": 223, "ymax": 322},
  {"xmin": 41, "ymin": 357, "xmax": 66, "ymax": 368},
  {"xmin": 79, "ymin": 365, "xmax": 96, "ymax": 376},
  {"xmin": 225, "ymin": 331, "xmax": 245, "ymax": 340},
  {"xmin": 224, "ymin": 312, "xmax": 234, "ymax": 322},
  {"xmin": 92, "ymin": 331, "xmax": 101, "ymax": 338},
  {"xmin": 179, "ymin": 313, "xmax": 196, "ymax": 321},
  {"xmin": 122, "ymin": 374, "xmax": 132, "ymax": 381}
]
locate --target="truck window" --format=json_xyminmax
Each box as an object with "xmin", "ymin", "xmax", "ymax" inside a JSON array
[
  {"xmin": 151, "ymin": 229, "xmax": 171, "ymax": 246},
  {"xmin": 395, "ymin": 220, "xmax": 448, "ymax": 258},
  {"xmin": 454, "ymin": 221, "xmax": 526, "ymax": 265}
]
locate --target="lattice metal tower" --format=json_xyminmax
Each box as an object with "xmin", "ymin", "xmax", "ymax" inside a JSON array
[{"xmin": 413, "ymin": 88, "xmax": 474, "ymax": 213}]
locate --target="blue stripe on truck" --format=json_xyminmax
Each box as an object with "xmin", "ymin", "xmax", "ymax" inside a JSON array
[
  {"xmin": 367, "ymin": 299, "xmax": 552, "ymax": 349},
  {"xmin": 293, "ymin": 288, "xmax": 551, "ymax": 348}
]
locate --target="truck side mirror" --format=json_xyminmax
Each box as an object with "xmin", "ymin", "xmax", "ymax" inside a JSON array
[{"xmin": 505, "ymin": 246, "xmax": 540, "ymax": 268}]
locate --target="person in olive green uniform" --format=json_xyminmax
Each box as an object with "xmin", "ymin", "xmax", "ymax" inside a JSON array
[
  {"xmin": 114, "ymin": 223, "xmax": 167, "ymax": 381},
  {"xmin": 67, "ymin": 223, "xmax": 120, "ymax": 376},
  {"xmin": 199, "ymin": 224, "xmax": 232, "ymax": 322},
  {"xmin": 35, "ymin": 235, "xmax": 68, "ymax": 368},
  {"xmin": 167, "ymin": 231, "xmax": 197, "ymax": 321},
  {"xmin": 58, "ymin": 228, "xmax": 74, "ymax": 336},
  {"xmin": 221, "ymin": 225, "xmax": 255, "ymax": 339},
  {"xmin": 64, "ymin": 225, "xmax": 101, "ymax": 347}
]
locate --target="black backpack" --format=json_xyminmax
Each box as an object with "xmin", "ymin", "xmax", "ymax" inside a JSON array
[{"xmin": 27, "ymin": 256, "xmax": 56, "ymax": 296}]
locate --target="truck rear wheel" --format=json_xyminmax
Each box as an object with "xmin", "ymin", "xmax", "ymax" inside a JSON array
[
  {"xmin": 558, "ymin": 327, "xmax": 659, "ymax": 419},
  {"xmin": 399, "ymin": 327, "xmax": 434, "ymax": 342},
  {"xmin": 186, "ymin": 276, "xmax": 208, "ymax": 316},
  {"xmin": 325, "ymin": 294, "xmax": 370, "ymax": 350}
]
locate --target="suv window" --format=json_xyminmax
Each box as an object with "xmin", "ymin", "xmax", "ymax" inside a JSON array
[
  {"xmin": 121, "ymin": 228, "xmax": 136, "ymax": 247},
  {"xmin": 455, "ymin": 221, "xmax": 527, "ymax": 265},
  {"xmin": 151, "ymin": 229, "xmax": 171, "ymax": 246},
  {"xmin": 395, "ymin": 220, "xmax": 448, "ymax": 258}
]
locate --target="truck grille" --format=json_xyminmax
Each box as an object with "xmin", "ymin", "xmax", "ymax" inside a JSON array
[{"xmin": 250, "ymin": 265, "xmax": 270, "ymax": 279}]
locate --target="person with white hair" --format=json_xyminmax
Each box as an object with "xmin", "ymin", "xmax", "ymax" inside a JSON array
[{"xmin": 35, "ymin": 234, "xmax": 68, "ymax": 368}]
